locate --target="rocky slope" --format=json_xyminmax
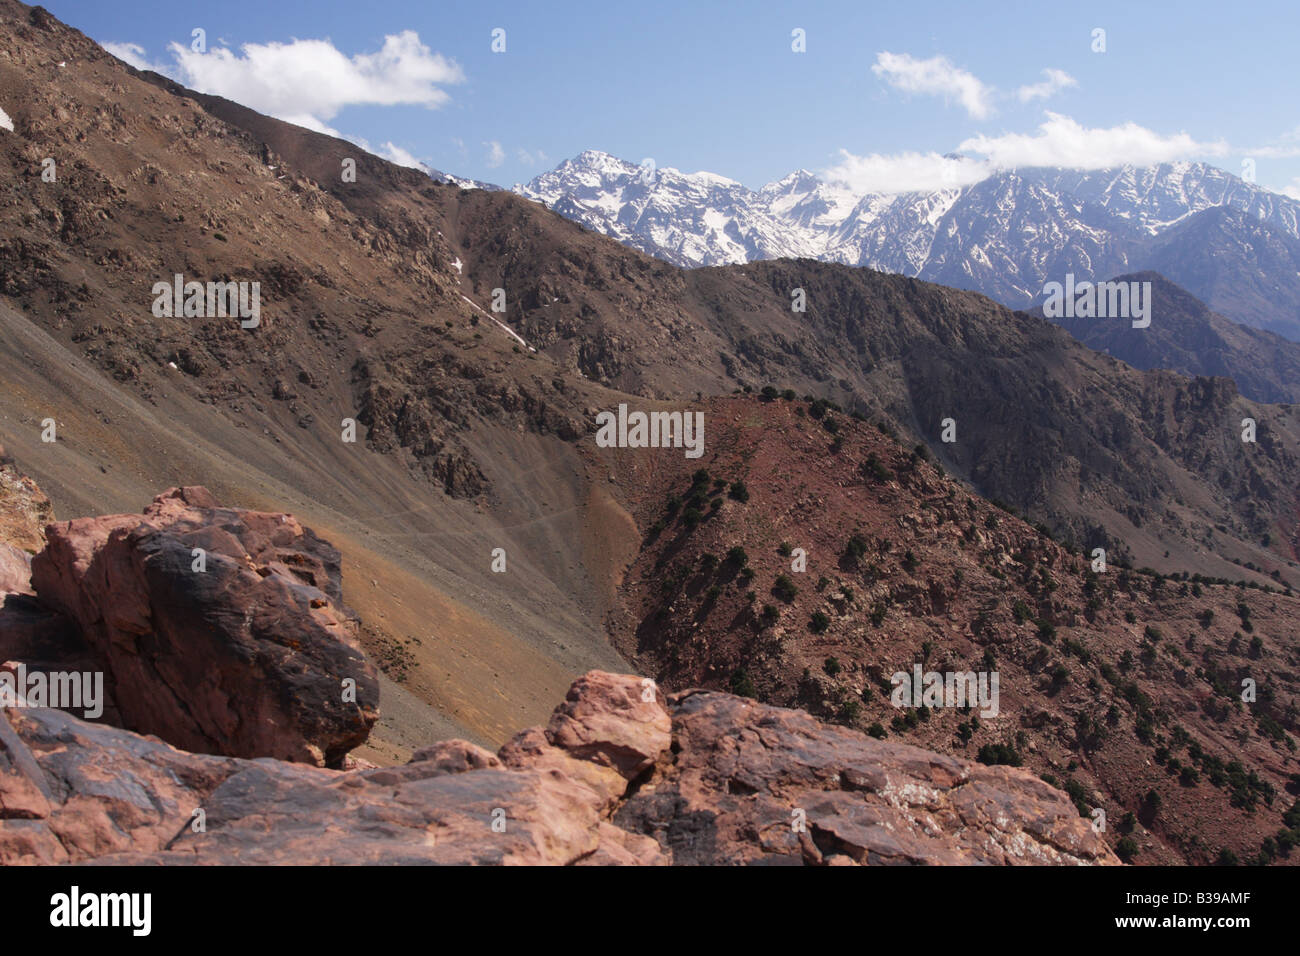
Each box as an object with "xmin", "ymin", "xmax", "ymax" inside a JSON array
[
  {"xmin": 600, "ymin": 395, "xmax": 1300, "ymax": 865},
  {"xmin": 1039, "ymin": 272, "xmax": 1300, "ymax": 404}
]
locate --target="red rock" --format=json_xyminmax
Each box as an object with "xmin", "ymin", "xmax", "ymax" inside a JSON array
[
  {"xmin": 543, "ymin": 671, "xmax": 670, "ymax": 778},
  {"xmin": 29, "ymin": 487, "xmax": 378, "ymax": 766},
  {"xmin": 0, "ymin": 542, "xmax": 32, "ymax": 595},
  {"xmin": 0, "ymin": 671, "xmax": 1119, "ymax": 866}
]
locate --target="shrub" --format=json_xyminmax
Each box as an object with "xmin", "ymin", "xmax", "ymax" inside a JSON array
[
  {"xmin": 773, "ymin": 574, "xmax": 799, "ymax": 603},
  {"xmin": 860, "ymin": 453, "xmax": 892, "ymax": 483},
  {"xmin": 729, "ymin": 669, "xmax": 757, "ymax": 698},
  {"xmin": 976, "ymin": 743, "xmax": 1022, "ymax": 767},
  {"xmin": 810, "ymin": 611, "xmax": 830, "ymax": 633},
  {"xmin": 728, "ymin": 481, "xmax": 750, "ymax": 503},
  {"xmin": 823, "ymin": 656, "xmax": 842, "ymax": 677}
]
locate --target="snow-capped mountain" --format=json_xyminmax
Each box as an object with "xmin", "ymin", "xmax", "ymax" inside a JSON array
[
  {"xmin": 517, "ymin": 150, "xmax": 823, "ymax": 266},
  {"xmin": 513, "ymin": 152, "xmax": 1300, "ymax": 340}
]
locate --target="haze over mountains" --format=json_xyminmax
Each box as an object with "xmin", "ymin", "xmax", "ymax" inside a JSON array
[
  {"xmin": 1035, "ymin": 272, "xmax": 1300, "ymax": 405},
  {"xmin": 516, "ymin": 151, "xmax": 1300, "ymax": 341}
]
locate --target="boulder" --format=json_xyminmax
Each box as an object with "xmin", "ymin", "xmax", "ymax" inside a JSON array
[{"xmin": 29, "ymin": 487, "xmax": 378, "ymax": 766}]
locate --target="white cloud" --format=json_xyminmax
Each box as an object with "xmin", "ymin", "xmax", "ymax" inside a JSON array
[
  {"xmin": 279, "ymin": 114, "xmax": 341, "ymax": 136},
  {"xmin": 1246, "ymin": 144, "xmax": 1300, "ymax": 159},
  {"xmin": 1280, "ymin": 178, "xmax": 1300, "ymax": 200},
  {"xmin": 375, "ymin": 141, "xmax": 426, "ymax": 169},
  {"xmin": 102, "ymin": 31, "xmax": 464, "ymax": 132},
  {"xmin": 824, "ymin": 114, "xmax": 1230, "ymax": 195},
  {"xmin": 872, "ymin": 51, "xmax": 994, "ymax": 119},
  {"xmin": 101, "ymin": 41, "xmax": 158, "ymax": 72},
  {"xmin": 957, "ymin": 112, "xmax": 1227, "ymax": 169},
  {"xmin": 822, "ymin": 150, "xmax": 989, "ymax": 194},
  {"xmin": 335, "ymin": 132, "xmax": 431, "ymax": 171},
  {"xmin": 516, "ymin": 147, "xmax": 549, "ymax": 165},
  {"xmin": 484, "ymin": 140, "xmax": 505, "ymax": 168},
  {"xmin": 1016, "ymin": 68, "xmax": 1077, "ymax": 103}
]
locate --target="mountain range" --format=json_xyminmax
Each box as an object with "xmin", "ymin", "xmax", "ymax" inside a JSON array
[
  {"xmin": 516, "ymin": 151, "xmax": 1300, "ymax": 341},
  {"xmin": 0, "ymin": 0, "xmax": 1297, "ymax": 867}
]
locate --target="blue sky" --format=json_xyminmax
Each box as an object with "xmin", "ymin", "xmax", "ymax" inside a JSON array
[{"xmin": 45, "ymin": 0, "xmax": 1300, "ymax": 196}]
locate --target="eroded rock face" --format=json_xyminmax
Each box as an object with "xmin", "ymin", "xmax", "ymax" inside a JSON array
[
  {"xmin": 0, "ymin": 543, "xmax": 32, "ymax": 596},
  {"xmin": 0, "ymin": 672, "xmax": 1118, "ymax": 865},
  {"xmin": 616, "ymin": 689, "xmax": 1116, "ymax": 865},
  {"xmin": 28, "ymin": 487, "xmax": 378, "ymax": 767},
  {"xmin": 0, "ymin": 457, "xmax": 53, "ymax": 557}
]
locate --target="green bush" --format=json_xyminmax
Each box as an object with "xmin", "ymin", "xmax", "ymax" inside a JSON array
[
  {"xmin": 773, "ymin": 574, "xmax": 799, "ymax": 603},
  {"xmin": 729, "ymin": 669, "xmax": 757, "ymax": 698},
  {"xmin": 976, "ymin": 743, "xmax": 1022, "ymax": 767},
  {"xmin": 860, "ymin": 453, "xmax": 892, "ymax": 483},
  {"xmin": 843, "ymin": 533, "xmax": 869, "ymax": 564}
]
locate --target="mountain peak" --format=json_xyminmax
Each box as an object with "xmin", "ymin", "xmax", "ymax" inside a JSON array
[{"xmin": 512, "ymin": 151, "xmax": 1300, "ymax": 338}]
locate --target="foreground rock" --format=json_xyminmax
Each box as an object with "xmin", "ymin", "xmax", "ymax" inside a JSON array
[
  {"xmin": 0, "ymin": 454, "xmax": 53, "ymax": 558},
  {"xmin": 0, "ymin": 672, "xmax": 1117, "ymax": 865},
  {"xmin": 29, "ymin": 487, "xmax": 378, "ymax": 767}
]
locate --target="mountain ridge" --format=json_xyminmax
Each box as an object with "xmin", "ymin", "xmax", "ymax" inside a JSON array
[{"xmin": 515, "ymin": 151, "xmax": 1300, "ymax": 340}]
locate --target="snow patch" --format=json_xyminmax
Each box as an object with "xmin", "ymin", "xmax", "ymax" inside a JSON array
[
  {"xmin": 459, "ymin": 295, "xmax": 534, "ymax": 352},
  {"xmin": 0, "ymin": 107, "xmax": 14, "ymax": 133}
]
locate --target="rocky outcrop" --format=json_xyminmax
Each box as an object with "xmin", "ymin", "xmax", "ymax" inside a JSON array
[
  {"xmin": 0, "ymin": 672, "xmax": 1118, "ymax": 865},
  {"xmin": 0, "ymin": 450, "xmax": 52, "ymax": 562},
  {"xmin": 617, "ymin": 689, "xmax": 1114, "ymax": 865},
  {"xmin": 28, "ymin": 487, "xmax": 378, "ymax": 767}
]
